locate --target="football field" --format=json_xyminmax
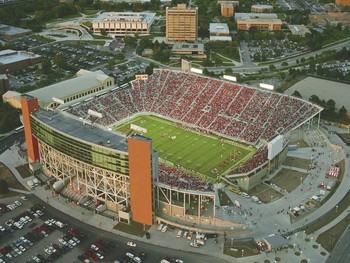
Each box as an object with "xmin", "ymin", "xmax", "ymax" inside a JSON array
[{"xmin": 115, "ymin": 115, "xmax": 255, "ymax": 178}]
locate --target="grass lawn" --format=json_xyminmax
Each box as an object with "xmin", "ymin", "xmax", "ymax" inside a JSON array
[
  {"xmin": 0, "ymin": 162, "xmax": 27, "ymax": 191},
  {"xmin": 317, "ymin": 214, "xmax": 350, "ymax": 252},
  {"xmin": 271, "ymin": 168, "xmax": 307, "ymax": 193},
  {"xmin": 115, "ymin": 115, "xmax": 255, "ymax": 178},
  {"xmin": 113, "ymin": 221, "xmax": 150, "ymax": 237},
  {"xmin": 15, "ymin": 164, "xmax": 32, "ymax": 179},
  {"xmin": 248, "ymin": 184, "xmax": 284, "ymax": 204},
  {"xmin": 283, "ymin": 156, "xmax": 311, "ymax": 170},
  {"xmin": 223, "ymin": 240, "xmax": 260, "ymax": 258},
  {"xmin": 289, "ymin": 140, "xmax": 309, "ymax": 148},
  {"xmin": 82, "ymin": 9, "xmax": 99, "ymax": 15}
]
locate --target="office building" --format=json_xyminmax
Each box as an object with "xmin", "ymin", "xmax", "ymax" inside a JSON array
[
  {"xmin": 166, "ymin": 4, "xmax": 198, "ymax": 41},
  {"xmin": 235, "ymin": 13, "xmax": 282, "ymax": 31},
  {"xmin": 92, "ymin": 12, "xmax": 156, "ymax": 36}
]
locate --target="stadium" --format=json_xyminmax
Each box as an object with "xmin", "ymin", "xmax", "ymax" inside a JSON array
[{"xmin": 21, "ymin": 68, "xmax": 322, "ymax": 230}]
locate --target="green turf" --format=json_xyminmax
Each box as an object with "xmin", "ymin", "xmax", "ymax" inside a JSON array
[{"xmin": 115, "ymin": 115, "xmax": 255, "ymax": 178}]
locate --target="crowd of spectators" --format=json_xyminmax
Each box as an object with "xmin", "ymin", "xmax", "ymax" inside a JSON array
[
  {"xmin": 158, "ymin": 163, "xmax": 214, "ymax": 192},
  {"xmin": 66, "ymin": 69, "xmax": 321, "ymax": 177},
  {"xmin": 68, "ymin": 69, "xmax": 320, "ymax": 143},
  {"xmin": 229, "ymin": 146, "xmax": 268, "ymax": 175}
]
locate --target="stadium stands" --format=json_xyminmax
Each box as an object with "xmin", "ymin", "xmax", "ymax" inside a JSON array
[
  {"xmin": 158, "ymin": 163, "xmax": 214, "ymax": 192},
  {"xmin": 66, "ymin": 69, "xmax": 321, "ymax": 179},
  {"xmin": 67, "ymin": 69, "xmax": 320, "ymax": 143}
]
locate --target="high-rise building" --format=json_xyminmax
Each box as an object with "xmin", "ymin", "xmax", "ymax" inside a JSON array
[{"xmin": 166, "ymin": 4, "xmax": 198, "ymax": 42}]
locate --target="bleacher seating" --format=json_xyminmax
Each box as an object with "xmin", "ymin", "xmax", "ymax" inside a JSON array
[{"xmin": 66, "ymin": 69, "xmax": 321, "ymax": 179}]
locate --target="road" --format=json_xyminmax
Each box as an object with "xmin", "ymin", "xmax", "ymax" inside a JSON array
[
  {"xmin": 32, "ymin": 196, "xmax": 227, "ymax": 263},
  {"xmin": 0, "ymin": 131, "xmax": 24, "ymax": 154}
]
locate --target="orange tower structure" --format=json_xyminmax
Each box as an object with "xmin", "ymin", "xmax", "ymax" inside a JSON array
[
  {"xmin": 128, "ymin": 135, "xmax": 154, "ymax": 225},
  {"xmin": 20, "ymin": 94, "xmax": 39, "ymax": 162}
]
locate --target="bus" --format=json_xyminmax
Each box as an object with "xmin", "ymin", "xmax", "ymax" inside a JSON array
[{"xmin": 14, "ymin": 125, "xmax": 24, "ymax": 133}]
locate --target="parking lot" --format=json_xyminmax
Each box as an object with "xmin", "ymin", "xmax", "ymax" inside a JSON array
[
  {"xmin": 0, "ymin": 195, "xmax": 151, "ymax": 263},
  {"xmin": 248, "ymin": 39, "xmax": 303, "ymax": 62}
]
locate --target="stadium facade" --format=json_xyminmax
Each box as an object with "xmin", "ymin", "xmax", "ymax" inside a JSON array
[{"xmin": 21, "ymin": 69, "xmax": 322, "ymax": 229}]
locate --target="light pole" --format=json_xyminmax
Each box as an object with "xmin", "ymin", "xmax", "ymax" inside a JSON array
[
  {"xmin": 270, "ymin": 195, "xmax": 273, "ymax": 203},
  {"xmin": 336, "ymin": 205, "xmax": 339, "ymax": 213},
  {"xmin": 231, "ymin": 237, "xmax": 233, "ymax": 246},
  {"xmin": 300, "ymin": 177, "xmax": 303, "ymax": 184},
  {"xmin": 242, "ymin": 249, "xmax": 244, "ymax": 257}
]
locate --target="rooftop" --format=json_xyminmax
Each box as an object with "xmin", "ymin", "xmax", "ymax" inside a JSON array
[
  {"xmin": 0, "ymin": 24, "xmax": 31, "ymax": 36},
  {"xmin": 94, "ymin": 12, "xmax": 156, "ymax": 24},
  {"xmin": 235, "ymin": 13, "xmax": 279, "ymax": 21},
  {"xmin": 251, "ymin": 4, "xmax": 273, "ymax": 9},
  {"xmin": 27, "ymin": 69, "xmax": 110, "ymax": 106},
  {"xmin": 172, "ymin": 43, "xmax": 204, "ymax": 51},
  {"xmin": 33, "ymin": 109, "xmax": 128, "ymax": 152},
  {"xmin": 209, "ymin": 23, "xmax": 230, "ymax": 33},
  {"xmin": 0, "ymin": 49, "xmax": 41, "ymax": 65}
]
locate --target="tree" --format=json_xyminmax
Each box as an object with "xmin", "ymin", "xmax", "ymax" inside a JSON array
[
  {"xmin": 292, "ymin": 90, "xmax": 302, "ymax": 98},
  {"xmin": 339, "ymin": 106, "xmax": 347, "ymax": 119},
  {"xmin": 309, "ymin": 95, "xmax": 321, "ymax": 105},
  {"xmin": 326, "ymin": 99, "xmax": 336, "ymax": 113},
  {"xmin": 0, "ymin": 180, "xmax": 8, "ymax": 194},
  {"xmin": 107, "ymin": 58, "xmax": 116, "ymax": 70},
  {"xmin": 224, "ymin": 68, "xmax": 233, "ymax": 75},
  {"xmin": 281, "ymin": 62, "xmax": 288, "ymax": 67},
  {"xmin": 269, "ymin": 64, "xmax": 276, "ymax": 71},
  {"xmin": 116, "ymin": 53, "xmax": 124, "ymax": 60}
]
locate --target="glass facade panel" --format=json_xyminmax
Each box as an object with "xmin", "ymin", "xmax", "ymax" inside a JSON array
[{"xmin": 31, "ymin": 117, "xmax": 129, "ymax": 175}]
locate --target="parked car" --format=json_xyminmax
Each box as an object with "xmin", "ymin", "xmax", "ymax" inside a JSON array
[{"xmin": 127, "ymin": 241, "xmax": 136, "ymax": 247}]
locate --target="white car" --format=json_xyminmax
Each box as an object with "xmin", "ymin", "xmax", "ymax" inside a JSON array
[
  {"xmin": 91, "ymin": 244, "xmax": 99, "ymax": 251},
  {"xmin": 96, "ymin": 252, "xmax": 104, "ymax": 260},
  {"xmin": 58, "ymin": 238, "xmax": 67, "ymax": 246},
  {"xmin": 68, "ymin": 239, "xmax": 76, "ymax": 247},
  {"xmin": 190, "ymin": 242, "xmax": 199, "ymax": 248},
  {"xmin": 157, "ymin": 224, "xmax": 164, "ymax": 231},
  {"xmin": 161, "ymin": 225, "xmax": 168, "ymax": 233},
  {"xmin": 127, "ymin": 241, "xmax": 136, "ymax": 247},
  {"xmin": 175, "ymin": 260, "xmax": 184, "ymax": 263}
]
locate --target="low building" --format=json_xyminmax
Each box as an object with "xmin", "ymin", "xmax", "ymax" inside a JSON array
[
  {"xmin": 251, "ymin": 4, "xmax": 273, "ymax": 13},
  {"xmin": 27, "ymin": 69, "xmax": 115, "ymax": 108},
  {"xmin": 209, "ymin": 23, "xmax": 232, "ymax": 41},
  {"xmin": 0, "ymin": 24, "xmax": 32, "ymax": 41},
  {"xmin": 0, "ymin": 74, "xmax": 10, "ymax": 101},
  {"xmin": 220, "ymin": 2, "xmax": 234, "ymax": 17},
  {"xmin": 335, "ymin": 0, "xmax": 350, "ymax": 6},
  {"xmin": 0, "ymin": 50, "xmax": 41, "ymax": 74},
  {"xmin": 263, "ymin": 234, "xmax": 288, "ymax": 251},
  {"xmin": 288, "ymin": 25, "xmax": 311, "ymax": 37},
  {"xmin": 92, "ymin": 12, "xmax": 156, "ymax": 36},
  {"xmin": 171, "ymin": 43, "xmax": 206, "ymax": 60},
  {"xmin": 2, "ymin": 90, "xmax": 22, "ymax": 108},
  {"xmin": 235, "ymin": 13, "xmax": 282, "ymax": 31}
]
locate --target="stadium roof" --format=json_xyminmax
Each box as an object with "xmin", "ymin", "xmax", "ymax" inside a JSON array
[
  {"xmin": 27, "ymin": 69, "xmax": 110, "ymax": 107},
  {"xmin": 0, "ymin": 49, "xmax": 40, "ymax": 65},
  {"xmin": 33, "ymin": 109, "xmax": 128, "ymax": 152}
]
